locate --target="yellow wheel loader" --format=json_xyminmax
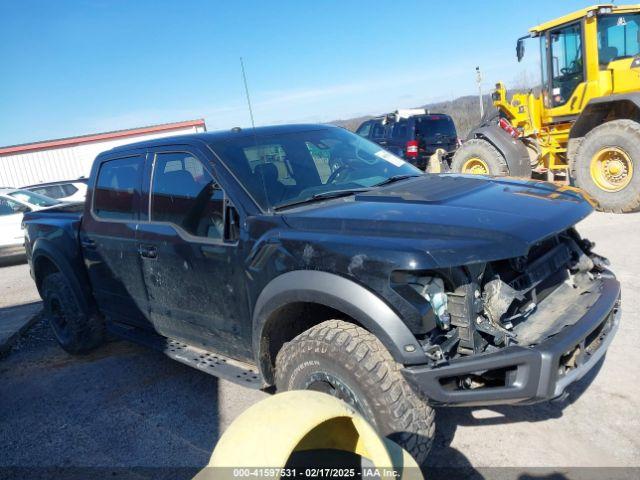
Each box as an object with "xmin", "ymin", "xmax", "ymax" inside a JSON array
[{"xmin": 451, "ymin": 4, "xmax": 640, "ymax": 212}]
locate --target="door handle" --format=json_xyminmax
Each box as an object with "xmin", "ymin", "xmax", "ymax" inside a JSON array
[
  {"xmin": 138, "ymin": 244, "xmax": 158, "ymax": 259},
  {"xmin": 80, "ymin": 238, "xmax": 97, "ymax": 250}
]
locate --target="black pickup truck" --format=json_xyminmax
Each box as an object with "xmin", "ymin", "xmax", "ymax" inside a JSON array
[{"xmin": 23, "ymin": 124, "xmax": 621, "ymax": 464}]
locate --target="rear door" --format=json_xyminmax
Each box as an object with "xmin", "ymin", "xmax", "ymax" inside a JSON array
[
  {"xmin": 369, "ymin": 120, "xmax": 388, "ymax": 147},
  {"xmin": 136, "ymin": 145, "xmax": 250, "ymax": 359},
  {"xmin": 385, "ymin": 119, "xmax": 410, "ymax": 158},
  {"xmin": 81, "ymin": 153, "xmax": 151, "ymax": 328}
]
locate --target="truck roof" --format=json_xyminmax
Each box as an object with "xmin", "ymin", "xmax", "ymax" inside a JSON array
[
  {"xmin": 106, "ymin": 123, "xmax": 336, "ymax": 154},
  {"xmin": 529, "ymin": 4, "xmax": 640, "ymax": 34}
]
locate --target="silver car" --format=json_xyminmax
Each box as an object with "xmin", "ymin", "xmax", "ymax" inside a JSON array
[{"xmin": 0, "ymin": 189, "xmax": 61, "ymax": 258}]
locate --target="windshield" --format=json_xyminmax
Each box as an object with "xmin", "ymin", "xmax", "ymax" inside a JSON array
[
  {"xmin": 598, "ymin": 13, "xmax": 640, "ymax": 66},
  {"xmin": 210, "ymin": 127, "xmax": 421, "ymax": 210},
  {"xmin": 8, "ymin": 189, "xmax": 60, "ymax": 207}
]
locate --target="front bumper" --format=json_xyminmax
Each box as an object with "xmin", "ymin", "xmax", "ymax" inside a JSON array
[{"xmin": 403, "ymin": 276, "xmax": 621, "ymax": 406}]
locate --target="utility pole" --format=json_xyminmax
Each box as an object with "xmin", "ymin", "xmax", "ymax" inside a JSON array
[{"xmin": 476, "ymin": 66, "xmax": 484, "ymax": 119}]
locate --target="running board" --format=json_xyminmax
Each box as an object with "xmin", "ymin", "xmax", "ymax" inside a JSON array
[{"xmin": 108, "ymin": 323, "xmax": 263, "ymax": 388}]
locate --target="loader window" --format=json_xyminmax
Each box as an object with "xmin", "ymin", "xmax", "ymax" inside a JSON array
[
  {"xmin": 549, "ymin": 23, "xmax": 584, "ymax": 107},
  {"xmin": 598, "ymin": 14, "xmax": 640, "ymax": 67}
]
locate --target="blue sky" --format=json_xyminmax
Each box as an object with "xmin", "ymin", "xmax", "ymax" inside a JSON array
[{"xmin": 1, "ymin": 0, "xmax": 589, "ymax": 146}]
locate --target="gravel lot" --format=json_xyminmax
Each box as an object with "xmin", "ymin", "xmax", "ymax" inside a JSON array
[{"xmin": 0, "ymin": 212, "xmax": 638, "ymax": 478}]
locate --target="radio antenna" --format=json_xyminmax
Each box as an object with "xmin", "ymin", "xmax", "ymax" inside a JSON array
[
  {"xmin": 240, "ymin": 57, "xmax": 270, "ymax": 208},
  {"xmin": 240, "ymin": 57, "xmax": 257, "ymax": 131}
]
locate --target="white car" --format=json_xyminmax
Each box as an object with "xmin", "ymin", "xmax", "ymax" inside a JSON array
[
  {"xmin": 0, "ymin": 189, "xmax": 61, "ymax": 258},
  {"xmin": 21, "ymin": 179, "xmax": 87, "ymax": 203}
]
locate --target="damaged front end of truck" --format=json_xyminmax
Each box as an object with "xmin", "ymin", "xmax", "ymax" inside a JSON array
[{"xmin": 398, "ymin": 228, "xmax": 621, "ymax": 406}]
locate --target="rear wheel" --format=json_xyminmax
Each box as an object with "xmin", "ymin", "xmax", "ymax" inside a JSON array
[
  {"xmin": 275, "ymin": 320, "xmax": 435, "ymax": 466},
  {"xmin": 572, "ymin": 119, "xmax": 640, "ymax": 213},
  {"xmin": 450, "ymin": 138, "xmax": 509, "ymax": 176},
  {"xmin": 42, "ymin": 272, "xmax": 105, "ymax": 354}
]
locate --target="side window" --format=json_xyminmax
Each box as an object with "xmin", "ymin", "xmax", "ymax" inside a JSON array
[
  {"xmin": 370, "ymin": 122, "xmax": 386, "ymax": 139},
  {"xmin": 60, "ymin": 184, "xmax": 79, "ymax": 196},
  {"xmin": 30, "ymin": 187, "xmax": 47, "ymax": 196},
  {"xmin": 0, "ymin": 197, "xmax": 23, "ymax": 216},
  {"xmin": 549, "ymin": 23, "xmax": 584, "ymax": 107},
  {"xmin": 34, "ymin": 185, "xmax": 64, "ymax": 199},
  {"xmin": 151, "ymin": 152, "xmax": 225, "ymax": 240},
  {"xmin": 391, "ymin": 120, "xmax": 409, "ymax": 139},
  {"xmin": 94, "ymin": 156, "xmax": 143, "ymax": 220},
  {"xmin": 598, "ymin": 14, "xmax": 640, "ymax": 67},
  {"xmin": 356, "ymin": 121, "xmax": 372, "ymax": 138}
]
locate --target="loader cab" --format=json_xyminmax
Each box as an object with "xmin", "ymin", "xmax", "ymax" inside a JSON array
[{"xmin": 528, "ymin": 5, "xmax": 640, "ymax": 113}]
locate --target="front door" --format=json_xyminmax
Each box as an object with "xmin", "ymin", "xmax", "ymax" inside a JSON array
[
  {"xmin": 82, "ymin": 153, "xmax": 151, "ymax": 329},
  {"xmin": 136, "ymin": 147, "xmax": 249, "ymax": 360}
]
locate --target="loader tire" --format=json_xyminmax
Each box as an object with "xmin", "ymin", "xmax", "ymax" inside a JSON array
[
  {"xmin": 450, "ymin": 138, "xmax": 509, "ymax": 176},
  {"xmin": 571, "ymin": 119, "xmax": 640, "ymax": 213},
  {"xmin": 42, "ymin": 272, "xmax": 105, "ymax": 354},
  {"xmin": 275, "ymin": 320, "xmax": 435, "ymax": 466}
]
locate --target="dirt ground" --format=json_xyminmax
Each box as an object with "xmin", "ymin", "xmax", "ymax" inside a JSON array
[{"xmin": 0, "ymin": 212, "xmax": 638, "ymax": 478}]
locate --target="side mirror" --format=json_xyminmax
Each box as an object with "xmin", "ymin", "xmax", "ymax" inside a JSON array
[{"xmin": 516, "ymin": 38, "xmax": 525, "ymax": 62}]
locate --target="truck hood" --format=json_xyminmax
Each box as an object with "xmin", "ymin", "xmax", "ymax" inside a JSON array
[{"xmin": 282, "ymin": 175, "xmax": 593, "ymax": 267}]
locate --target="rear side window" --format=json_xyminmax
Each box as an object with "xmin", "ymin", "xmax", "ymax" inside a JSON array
[
  {"xmin": 93, "ymin": 156, "xmax": 144, "ymax": 220},
  {"xmin": 151, "ymin": 152, "xmax": 225, "ymax": 240}
]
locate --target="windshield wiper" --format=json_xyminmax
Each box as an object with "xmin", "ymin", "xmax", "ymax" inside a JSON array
[
  {"xmin": 273, "ymin": 187, "xmax": 370, "ymax": 211},
  {"xmin": 373, "ymin": 174, "xmax": 422, "ymax": 187}
]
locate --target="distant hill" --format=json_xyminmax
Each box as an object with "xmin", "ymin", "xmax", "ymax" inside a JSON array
[{"xmin": 330, "ymin": 94, "xmax": 496, "ymax": 139}]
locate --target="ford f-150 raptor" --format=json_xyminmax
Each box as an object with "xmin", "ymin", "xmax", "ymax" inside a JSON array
[{"xmin": 23, "ymin": 124, "xmax": 621, "ymax": 464}]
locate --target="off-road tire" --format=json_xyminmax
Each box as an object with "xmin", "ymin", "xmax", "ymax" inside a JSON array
[
  {"xmin": 275, "ymin": 320, "xmax": 435, "ymax": 466},
  {"xmin": 42, "ymin": 272, "xmax": 105, "ymax": 354},
  {"xmin": 571, "ymin": 119, "xmax": 640, "ymax": 213},
  {"xmin": 450, "ymin": 138, "xmax": 509, "ymax": 176}
]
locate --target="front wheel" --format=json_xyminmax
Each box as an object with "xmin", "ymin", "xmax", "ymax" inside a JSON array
[
  {"xmin": 275, "ymin": 320, "xmax": 435, "ymax": 466},
  {"xmin": 450, "ymin": 138, "xmax": 509, "ymax": 176},
  {"xmin": 571, "ymin": 119, "xmax": 640, "ymax": 213}
]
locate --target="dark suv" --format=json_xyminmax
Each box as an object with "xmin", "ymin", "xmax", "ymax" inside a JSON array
[{"xmin": 356, "ymin": 111, "xmax": 459, "ymax": 170}]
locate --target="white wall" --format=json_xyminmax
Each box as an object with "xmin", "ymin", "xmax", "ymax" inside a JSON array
[{"xmin": 0, "ymin": 125, "xmax": 206, "ymax": 187}]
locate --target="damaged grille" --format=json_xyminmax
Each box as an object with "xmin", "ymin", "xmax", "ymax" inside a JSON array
[
  {"xmin": 454, "ymin": 233, "xmax": 584, "ymax": 356},
  {"xmin": 508, "ymin": 243, "xmax": 571, "ymax": 291}
]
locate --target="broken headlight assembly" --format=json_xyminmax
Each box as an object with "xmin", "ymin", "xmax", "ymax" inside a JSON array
[
  {"xmin": 409, "ymin": 275, "xmax": 451, "ymax": 330},
  {"xmin": 390, "ymin": 270, "xmax": 452, "ymax": 332}
]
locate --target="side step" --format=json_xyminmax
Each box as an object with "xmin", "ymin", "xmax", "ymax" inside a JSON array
[{"xmin": 108, "ymin": 323, "xmax": 263, "ymax": 388}]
